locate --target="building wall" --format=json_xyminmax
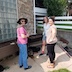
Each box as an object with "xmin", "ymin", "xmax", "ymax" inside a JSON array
[
  {"xmin": 17, "ymin": 0, "xmax": 34, "ymax": 35},
  {"xmin": 57, "ymin": 30, "xmax": 72, "ymax": 43},
  {"xmin": 0, "ymin": 0, "xmax": 34, "ymax": 59}
]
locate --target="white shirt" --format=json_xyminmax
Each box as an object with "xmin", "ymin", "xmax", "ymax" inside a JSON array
[{"xmin": 43, "ymin": 23, "xmax": 50, "ymax": 36}]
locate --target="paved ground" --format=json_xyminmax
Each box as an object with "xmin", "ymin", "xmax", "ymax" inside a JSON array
[{"xmin": 1, "ymin": 44, "xmax": 72, "ymax": 72}]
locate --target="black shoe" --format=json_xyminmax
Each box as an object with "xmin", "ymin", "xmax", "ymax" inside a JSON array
[
  {"xmin": 19, "ymin": 65, "xmax": 23, "ymax": 68},
  {"xmin": 46, "ymin": 53, "xmax": 48, "ymax": 56},
  {"xmin": 24, "ymin": 66, "xmax": 32, "ymax": 70},
  {"xmin": 39, "ymin": 53, "xmax": 44, "ymax": 56}
]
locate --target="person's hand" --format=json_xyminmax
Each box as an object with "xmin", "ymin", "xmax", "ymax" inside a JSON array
[
  {"xmin": 27, "ymin": 33, "xmax": 29, "ymax": 37},
  {"xmin": 49, "ymin": 39, "xmax": 53, "ymax": 42},
  {"xmin": 47, "ymin": 39, "xmax": 53, "ymax": 43}
]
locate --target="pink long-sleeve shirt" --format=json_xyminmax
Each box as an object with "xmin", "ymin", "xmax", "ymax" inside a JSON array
[{"xmin": 17, "ymin": 26, "xmax": 27, "ymax": 44}]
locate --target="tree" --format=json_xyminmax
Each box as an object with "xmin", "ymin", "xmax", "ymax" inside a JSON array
[{"xmin": 43, "ymin": 0, "xmax": 67, "ymax": 16}]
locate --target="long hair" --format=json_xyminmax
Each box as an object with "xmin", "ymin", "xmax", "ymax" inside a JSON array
[{"xmin": 43, "ymin": 16, "xmax": 49, "ymax": 24}]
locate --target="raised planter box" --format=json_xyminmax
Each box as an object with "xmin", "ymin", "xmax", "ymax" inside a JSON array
[
  {"xmin": 28, "ymin": 34, "xmax": 42, "ymax": 46},
  {"xmin": 0, "ymin": 43, "xmax": 18, "ymax": 59},
  {"xmin": 0, "ymin": 34, "xmax": 42, "ymax": 60}
]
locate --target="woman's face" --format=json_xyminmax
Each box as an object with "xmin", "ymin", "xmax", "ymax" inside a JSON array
[
  {"xmin": 20, "ymin": 19, "xmax": 25, "ymax": 25},
  {"xmin": 49, "ymin": 19, "xmax": 54, "ymax": 25},
  {"xmin": 44, "ymin": 17, "xmax": 48, "ymax": 23}
]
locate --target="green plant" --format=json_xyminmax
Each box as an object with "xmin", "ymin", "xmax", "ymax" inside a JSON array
[
  {"xmin": 4, "ymin": 66, "xmax": 10, "ymax": 70},
  {"xmin": 43, "ymin": 0, "xmax": 67, "ymax": 16},
  {"xmin": 50, "ymin": 68, "xmax": 70, "ymax": 72}
]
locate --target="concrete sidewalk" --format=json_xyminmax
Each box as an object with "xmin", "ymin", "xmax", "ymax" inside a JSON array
[
  {"xmin": 1, "ymin": 44, "xmax": 72, "ymax": 72},
  {"xmin": 34, "ymin": 45, "xmax": 72, "ymax": 72}
]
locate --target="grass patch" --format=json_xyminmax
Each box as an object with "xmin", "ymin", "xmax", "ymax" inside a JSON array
[
  {"xmin": 38, "ymin": 23, "xmax": 43, "ymax": 24},
  {"xmin": 55, "ymin": 24, "xmax": 72, "ymax": 26},
  {"xmin": 49, "ymin": 68, "xmax": 70, "ymax": 72},
  {"xmin": 37, "ymin": 26, "xmax": 43, "ymax": 28},
  {"xmin": 37, "ymin": 25, "xmax": 72, "ymax": 31},
  {"xmin": 38, "ymin": 23, "xmax": 72, "ymax": 26},
  {"xmin": 57, "ymin": 28, "xmax": 72, "ymax": 31}
]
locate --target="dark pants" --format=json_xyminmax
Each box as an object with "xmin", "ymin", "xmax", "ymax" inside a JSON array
[{"xmin": 47, "ymin": 43, "xmax": 56, "ymax": 63}]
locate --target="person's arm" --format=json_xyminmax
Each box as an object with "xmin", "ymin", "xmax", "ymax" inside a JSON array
[
  {"xmin": 20, "ymin": 27, "xmax": 29, "ymax": 38},
  {"xmin": 21, "ymin": 33, "xmax": 29, "ymax": 38}
]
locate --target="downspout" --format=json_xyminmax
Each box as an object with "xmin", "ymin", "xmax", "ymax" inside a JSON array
[{"xmin": 33, "ymin": 0, "xmax": 36, "ymax": 34}]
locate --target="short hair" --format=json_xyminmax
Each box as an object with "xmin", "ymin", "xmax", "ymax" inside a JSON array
[
  {"xmin": 49, "ymin": 16, "xmax": 55, "ymax": 22},
  {"xmin": 17, "ymin": 18, "xmax": 28, "ymax": 24}
]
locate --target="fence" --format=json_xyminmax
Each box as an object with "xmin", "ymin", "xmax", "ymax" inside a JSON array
[
  {"xmin": 34, "ymin": 7, "xmax": 47, "ymax": 34},
  {"xmin": 36, "ymin": 16, "xmax": 72, "ymax": 30}
]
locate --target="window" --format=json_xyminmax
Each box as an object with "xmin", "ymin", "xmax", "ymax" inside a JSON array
[
  {"xmin": 0, "ymin": 0, "xmax": 17, "ymax": 43},
  {"xmin": 35, "ymin": 0, "xmax": 45, "ymax": 8}
]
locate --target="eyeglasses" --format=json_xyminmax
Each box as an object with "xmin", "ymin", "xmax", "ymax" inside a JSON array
[{"xmin": 21, "ymin": 21, "xmax": 25, "ymax": 22}]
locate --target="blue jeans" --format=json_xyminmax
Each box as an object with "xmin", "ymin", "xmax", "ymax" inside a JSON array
[{"xmin": 18, "ymin": 44, "xmax": 28, "ymax": 68}]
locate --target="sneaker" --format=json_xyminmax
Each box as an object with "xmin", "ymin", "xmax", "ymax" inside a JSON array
[
  {"xmin": 39, "ymin": 53, "xmax": 44, "ymax": 56},
  {"xmin": 19, "ymin": 65, "xmax": 23, "ymax": 68},
  {"xmin": 46, "ymin": 53, "xmax": 48, "ymax": 56},
  {"xmin": 24, "ymin": 66, "xmax": 32, "ymax": 70}
]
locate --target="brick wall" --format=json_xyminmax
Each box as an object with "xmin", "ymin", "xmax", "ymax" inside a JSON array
[{"xmin": 17, "ymin": 0, "xmax": 34, "ymax": 35}]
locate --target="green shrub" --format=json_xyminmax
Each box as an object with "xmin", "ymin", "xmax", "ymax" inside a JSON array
[
  {"xmin": 49, "ymin": 68, "xmax": 70, "ymax": 72},
  {"xmin": 43, "ymin": 0, "xmax": 67, "ymax": 16}
]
